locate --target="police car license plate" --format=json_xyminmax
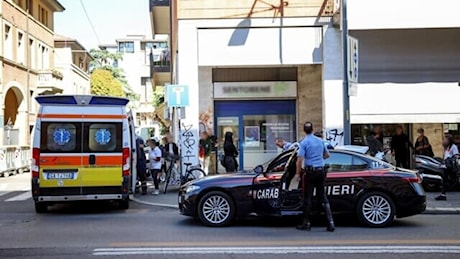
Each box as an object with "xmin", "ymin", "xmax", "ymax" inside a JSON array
[{"xmin": 46, "ymin": 172, "xmax": 74, "ymax": 179}]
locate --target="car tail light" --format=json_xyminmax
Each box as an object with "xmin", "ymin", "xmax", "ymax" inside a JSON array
[
  {"xmin": 32, "ymin": 148, "xmax": 40, "ymax": 178},
  {"xmin": 403, "ymin": 176, "xmax": 422, "ymax": 184},
  {"xmin": 122, "ymin": 147, "xmax": 130, "ymax": 176}
]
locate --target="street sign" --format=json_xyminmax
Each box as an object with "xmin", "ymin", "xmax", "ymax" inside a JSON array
[
  {"xmin": 166, "ymin": 85, "xmax": 189, "ymax": 107},
  {"xmin": 347, "ymin": 36, "xmax": 358, "ymax": 83}
]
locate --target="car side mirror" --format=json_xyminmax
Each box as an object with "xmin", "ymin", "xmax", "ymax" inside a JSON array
[{"xmin": 254, "ymin": 165, "xmax": 264, "ymax": 175}]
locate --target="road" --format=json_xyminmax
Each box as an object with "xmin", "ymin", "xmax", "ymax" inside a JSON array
[{"xmin": 1, "ymin": 174, "xmax": 459, "ymax": 259}]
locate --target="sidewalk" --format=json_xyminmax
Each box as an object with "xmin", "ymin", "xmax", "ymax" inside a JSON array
[{"xmin": 131, "ymin": 184, "xmax": 460, "ymax": 214}]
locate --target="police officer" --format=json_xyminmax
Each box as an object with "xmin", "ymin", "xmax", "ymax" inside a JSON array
[
  {"xmin": 296, "ymin": 122, "xmax": 335, "ymax": 232},
  {"xmin": 136, "ymin": 136, "xmax": 147, "ymax": 195}
]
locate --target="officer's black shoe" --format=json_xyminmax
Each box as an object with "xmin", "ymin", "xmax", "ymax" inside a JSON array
[
  {"xmin": 296, "ymin": 219, "xmax": 311, "ymax": 231},
  {"xmin": 326, "ymin": 222, "xmax": 335, "ymax": 232}
]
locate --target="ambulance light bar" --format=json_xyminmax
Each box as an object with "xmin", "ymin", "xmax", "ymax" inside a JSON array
[{"xmin": 36, "ymin": 95, "xmax": 129, "ymax": 106}]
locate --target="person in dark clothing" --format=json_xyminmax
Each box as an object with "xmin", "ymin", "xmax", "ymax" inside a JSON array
[
  {"xmin": 136, "ymin": 136, "xmax": 147, "ymax": 195},
  {"xmin": 367, "ymin": 131, "xmax": 383, "ymax": 156},
  {"xmin": 390, "ymin": 126, "xmax": 414, "ymax": 169},
  {"xmin": 373, "ymin": 126, "xmax": 384, "ymax": 145},
  {"xmin": 435, "ymin": 134, "xmax": 459, "ymax": 201},
  {"xmin": 223, "ymin": 132, "xmax": 238, "ymax": 172},
  {"xmin": 414, "ymin": 128, "xmax": 434, "ymax": 157}
]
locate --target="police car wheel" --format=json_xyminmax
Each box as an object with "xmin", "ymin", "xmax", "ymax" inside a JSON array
[
  {"xmin": 35, "ymin": 202, "xmax": 48, "ymax": 213},
  {"xmin": 357, "ymin": 191, "xmax": 395, "ymax": 228},
  {"xmin": 198, "ymin": 191, "xmax": 235, "ymax": 227}
]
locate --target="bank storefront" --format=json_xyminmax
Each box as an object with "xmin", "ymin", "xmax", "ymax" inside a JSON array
[{"xmin": 213, "ymin": 82, "xmax": 297, "ymax": 171}]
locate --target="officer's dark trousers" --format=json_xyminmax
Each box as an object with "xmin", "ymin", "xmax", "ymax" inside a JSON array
[
  {"xmin": 303, "ymin": 169, "xmax": 329, "ymax": 217},
  {"xmin": 137, "ymin": 166, "xmax": 147, "ymax": 193}
]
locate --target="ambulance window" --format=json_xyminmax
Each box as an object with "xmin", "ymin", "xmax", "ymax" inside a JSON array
[
  {"xmin": 85, "ymin": 123, "xmax": 122, "ymax": 152},
  {"xmin": 41, "ymin": 123, "xmax": 80, "ymax": 153}
]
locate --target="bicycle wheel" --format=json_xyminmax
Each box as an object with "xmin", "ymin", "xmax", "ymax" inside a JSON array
[
  {"xmin": 163, "ymin": 165, "xmax": 173, "ymax": 194},
  {"xmin": 183, "ymin": 168, "xmax": 206, "ymax": 185}
]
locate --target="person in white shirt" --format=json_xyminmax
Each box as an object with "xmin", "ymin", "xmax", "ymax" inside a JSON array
[
  {"xmin": 147, "ymin": 138, "xmax": 163, "ymax": 195},
  {"xmin": 436, "ymin": 134, "xmax": 459, "ymax": 201}
]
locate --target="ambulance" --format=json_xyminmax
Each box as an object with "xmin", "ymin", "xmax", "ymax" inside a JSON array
[{"xmin": 31, "ymin": 95, "xmax": 138, "ymax": 213}]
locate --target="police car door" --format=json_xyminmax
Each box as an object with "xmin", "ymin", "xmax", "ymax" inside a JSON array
[
  {"xmin": 252, "ymin": 151, "xmax": 293, "ymax": 215},
  {"xmin": 324, "ymin": 151, "xmax": 370, "ymax": 213}
]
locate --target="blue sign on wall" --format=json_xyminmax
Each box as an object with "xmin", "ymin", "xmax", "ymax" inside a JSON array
[{"xmin": 167, "ymin": 85, "xmax": 189, "ymax": 107}]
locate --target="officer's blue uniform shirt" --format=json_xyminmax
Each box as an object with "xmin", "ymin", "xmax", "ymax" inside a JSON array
[{"xmin": 297, "ymin": 134, "xmax": 329, "ymax": 167}]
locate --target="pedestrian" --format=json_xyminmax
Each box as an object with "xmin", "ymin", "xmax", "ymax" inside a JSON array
[
  {"xmin": 314, "ymin": 131, "xmax": 334, "ymax": 150},
  {"xmin": 296, "ymin": 122, "xmax": 335, "ymax": 232},
  {"xmin": 223, "ymin": 132, "xmax": 238, "ymax": 172},
  {"xmin": 366, "ymin": 131, "xmax": 383, "ymax": 156},
  {"xmin": 147, "ymin": 138, "xmax": 162, "ymax": 195},
  {"xmin": 414, "ymin": 128, "xmax": 434, "ymax": 157},
  {"xmin": 435, "ymin": 134, "xmax": 459, "ymax": 201},
  {"xmin": 373, "ymin": 125, "xmax": 384, "ymax": 145},
  {"xmin": 275, "ymin": 137, "xmax": 292, "ymax": 151},
  {"xmin": 390, "ymin": 126, "xmax": 414, "ymax": 168},
  {"xmin": 163, "ymin": 133, "xmax": 179, "ymax": 173},
  {"xmin": 199, "ymin": 131, "xmax": 213, "ymax": 175},
  {"xmin": 136, "ymin": 136, "xmax": 147, "ymax": 195}
]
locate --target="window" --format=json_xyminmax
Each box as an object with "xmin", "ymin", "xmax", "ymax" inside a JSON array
[
  {"xmin": 264, "ymin": 151, "xmax": 293, "ymax": 173},
  {"xmin": 29, "ymin": 38, "xmax": 35, "ymax": 69},
  {"xmin": 325, "ymin": 153, "xmax": 369, "ymax": 172},
  {"xmin": 17, "ymin": 32, "xmax": 25, "ymax": 64},
  {"xmin": 118, "ymin": 41, "xmax": 134, "ymax": 53},
  {"xmin": 141, "ymin": 77, "xmax": 151, "ymax": 102},
  {"xmin": 41, "ymin": 123, "xmax": 80, "ymax": 153},
  {"xmin": 38, "ymin": 5, "xmax": 48, "ymax": 26},
  {"xmin": 84, "ymin": 123, "xmax": 122, "ymax": 152},
  {"xmin": 4, "ymin": 24, "xmax": 13, "ymax": 60}
]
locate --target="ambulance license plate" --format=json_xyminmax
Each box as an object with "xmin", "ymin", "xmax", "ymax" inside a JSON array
[{"xmin": 46, "ymin": 172, "xmax": 74, "ymax": 179}]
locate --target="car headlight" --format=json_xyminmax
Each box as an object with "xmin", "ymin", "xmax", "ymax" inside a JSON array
[{"xmin": 185, "ymin": 185, "xmax": 200, "ymax": 194}]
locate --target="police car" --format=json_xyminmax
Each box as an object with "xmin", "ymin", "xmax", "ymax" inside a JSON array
[{"xmin": 178, "ymin": 147, "xmax": 426, "ymax": 227}]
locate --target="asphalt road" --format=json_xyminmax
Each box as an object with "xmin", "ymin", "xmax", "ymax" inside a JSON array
[{"xmin": 1, "ymin": 174, "xmax": 460, "ymax": 258}]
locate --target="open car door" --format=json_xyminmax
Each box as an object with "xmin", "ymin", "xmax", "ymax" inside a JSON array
[{"xmin": 278, "ymin": 147, "xmax": 304, "ymax": 215}]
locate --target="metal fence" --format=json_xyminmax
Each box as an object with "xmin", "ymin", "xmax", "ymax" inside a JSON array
[{"xmin": 0, "ymin": 145, "xmax": 31, "ymax": 177}]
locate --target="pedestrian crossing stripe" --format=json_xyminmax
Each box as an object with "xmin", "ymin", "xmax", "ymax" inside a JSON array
[{"xmin": 3, "ymin": 191, "xmax": 32, "ymax": 202}]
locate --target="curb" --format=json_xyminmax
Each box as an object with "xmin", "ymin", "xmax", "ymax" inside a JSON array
[
  {"xmin": 131, "ymin": 197, "xmax": 460, "ymax": 215},
  {"xmin": 131, "ymin": 196, "xmax": 179, "ymax": 209}
]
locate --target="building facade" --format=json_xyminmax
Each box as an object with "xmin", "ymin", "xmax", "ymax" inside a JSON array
[
  {"xmin": 0, "ymin": 0, "xmax": 64, "ymax": 146},
  {"xmin": 54, "ymin": 35, "xmax": 91, "ymax": 95},
  {"xmin": 150, "ymin": 0, "xmax": 460, "ymax": 171},
  {"xmin": 99, "ymin": 34, "xmax": 170, "ymax": 127},
  {"xmin": 326, "ymin": 0, "xmax": 460, "ymax": 158}
]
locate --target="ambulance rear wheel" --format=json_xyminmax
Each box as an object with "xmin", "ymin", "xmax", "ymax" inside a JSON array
[
  {"xmin": 119, "ymin": 198, "xmax": 129, "ymax": 210},
  {"xmin": 35, "ymin": 202, "xmax": 48, "ymax": 213}
]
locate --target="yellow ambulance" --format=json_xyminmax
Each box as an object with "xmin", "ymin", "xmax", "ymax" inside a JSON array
[{"xmin": 31, "ymin": 95, "xmax": 137, "ymax": 213}]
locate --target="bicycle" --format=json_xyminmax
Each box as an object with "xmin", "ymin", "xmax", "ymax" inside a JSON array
[{"xmin": 163, "ymin": 160, "xmax": 206, "ymax": 194}]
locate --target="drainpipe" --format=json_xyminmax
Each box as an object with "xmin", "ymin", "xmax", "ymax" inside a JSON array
[{"xmin": 25, "ymin": 0, "xmax": 31, "ymax": 146}]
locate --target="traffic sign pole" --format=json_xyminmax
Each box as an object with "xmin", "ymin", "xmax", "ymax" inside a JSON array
[{"xmin": 342, "ymin": 0, "xmax": 351, "ymax": 145}]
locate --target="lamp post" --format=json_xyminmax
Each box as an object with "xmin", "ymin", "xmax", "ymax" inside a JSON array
[{"xmin": 341, "ymin": 0, "xmax": 351, "ymax": 145}]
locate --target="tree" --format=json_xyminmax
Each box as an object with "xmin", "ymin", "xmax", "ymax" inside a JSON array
[
  {"xmin": 90, "ymin": 69, "xmax": 125, "ymax": 97},
  {"xmin": 89, "ymin": 49, "xmax": 139, "ymax": 102}
]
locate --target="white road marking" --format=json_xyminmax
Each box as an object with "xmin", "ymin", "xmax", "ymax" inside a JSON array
[
  {"xmin": 5, "ymin": 191, "xmax": 32, "ymax": 202},
  {"xmin": 93, "ymin": 246, "xmax": 460, "ymax": 256}
]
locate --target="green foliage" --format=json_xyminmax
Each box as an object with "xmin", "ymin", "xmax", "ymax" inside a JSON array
[
  {"xmin": 90, "ymin": 69, "xmax": 125, "ymax": 97},
  {"xmin": 153, "ymin": 85, "xmax": 165, "ymax": 107},
  {"xmin": 89, "ymin": 49, "xmax": 139, "ymax": 103}
]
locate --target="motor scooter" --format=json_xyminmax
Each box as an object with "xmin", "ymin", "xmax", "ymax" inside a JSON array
[{"xmin": 415, "ymin": 155, "xmax": 445, "ymax": 191}]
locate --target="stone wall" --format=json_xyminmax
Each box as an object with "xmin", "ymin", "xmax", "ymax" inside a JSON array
[{"xmin": 297, "ymin": 64, "xmax": 323, "ymax": 139}]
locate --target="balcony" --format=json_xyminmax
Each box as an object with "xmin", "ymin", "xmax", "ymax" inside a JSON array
[
  {"xmin": 37, "ymin": 70, "xmax": 64, "ymax": 95},
  {"xmin": 150, "ymin": 0, "xmax": 170, "ymax": 35}
]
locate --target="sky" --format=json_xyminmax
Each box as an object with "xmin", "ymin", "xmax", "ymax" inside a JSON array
[{"xmin": 54, "ymin": 0, "xmax": 152, "ymax": 50}]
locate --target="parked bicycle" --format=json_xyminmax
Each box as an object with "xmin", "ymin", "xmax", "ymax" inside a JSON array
[{"xmin": 163, "ymin": 159, "xmax": 206, "ymax": 194}]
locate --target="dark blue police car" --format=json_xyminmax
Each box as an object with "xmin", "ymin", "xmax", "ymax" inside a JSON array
[{"xmin": 178, "ymin": 147, "xmax": 426, "ymax": 227}]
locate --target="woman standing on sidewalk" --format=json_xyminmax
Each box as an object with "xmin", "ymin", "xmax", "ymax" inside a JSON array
[
  {"xmin": 435, "ymin": 134, "xmax": 459, "ymax": 201},
  {"xmin": 147, "ymin": 138, "xmax": 163, "ymax": 195}
]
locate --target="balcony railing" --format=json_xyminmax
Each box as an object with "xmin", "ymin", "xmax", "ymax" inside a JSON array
[
  {"xmin": 149, "ymin": 50, "xmax": 171, "ymax": 76},
  {"xmin": 150, "ymin": 0, "xmax": 170, "ymax": 10},
  {"xmin": 37, "ymin": 70, "xmax": 64, "ymax": 95}
]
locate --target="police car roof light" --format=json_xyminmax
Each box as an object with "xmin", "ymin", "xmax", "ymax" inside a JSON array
[
  {"xmin": 35, "ymin": 95, "xmax": 78, "ymax": 105},
  {"xmin": 89, "ymin": 96, "xmax": 129, "ymax": 106}
]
